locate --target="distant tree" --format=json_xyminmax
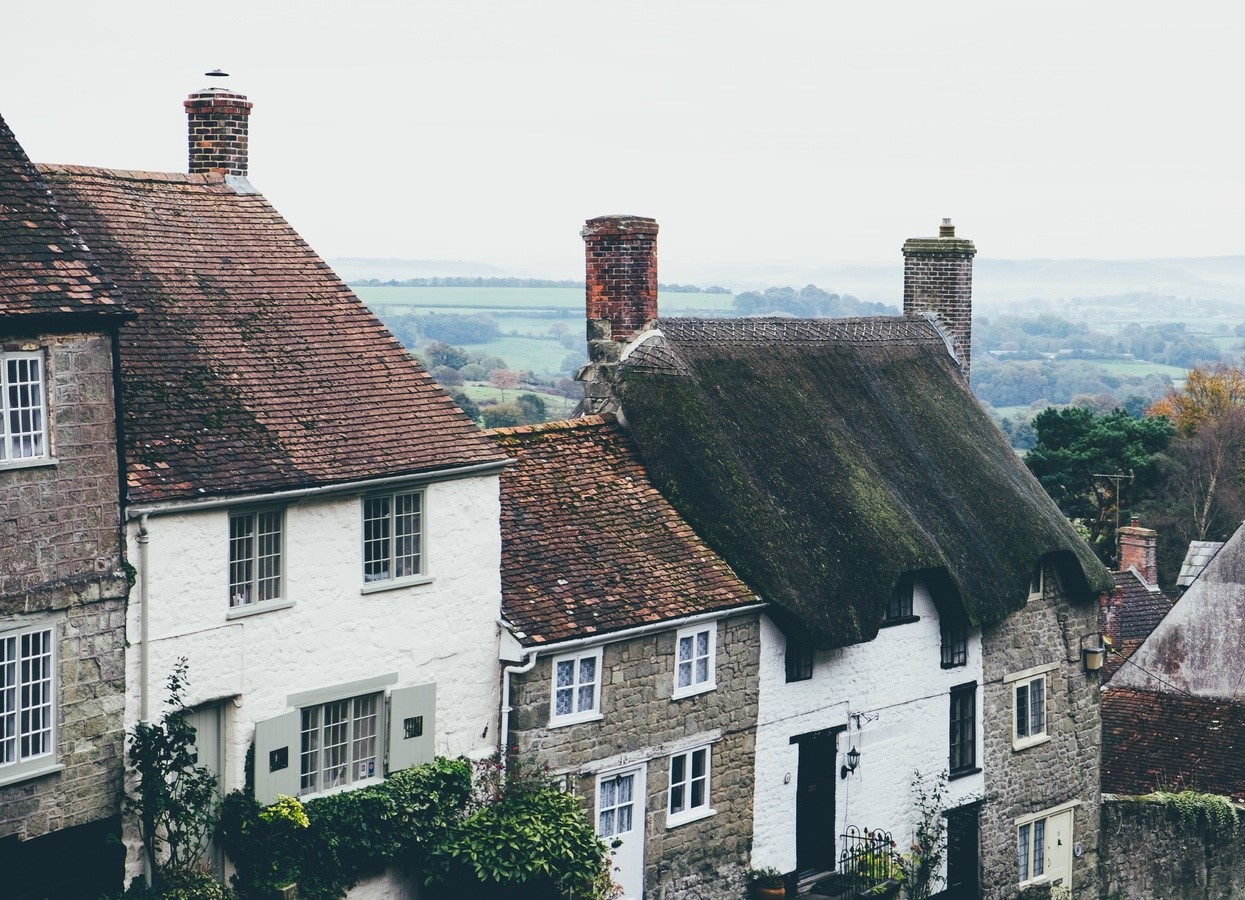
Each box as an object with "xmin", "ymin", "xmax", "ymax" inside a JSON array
[
  {"xmin": 432, "ymin": 365, "xmax": 464, "ymax": 386},
  {"xmin": 547, "ymin": 322, "xmax": 569, "ymax": 338},
  {"xmin": 515, "ymin": 393, "xmax": 547, "ymax": 425},
  {"xmin": 451, "ymin": 391, "xmax": 481, "ymax": 423},
  {"xmin": 422, "ymin": 314, "xmax": 500, "ymax": 344},
  {"xmin": 481, "ymin": 403, "xmax": 524, "ymax": 429},
  {"xmin": 424, "ymin": 341, "xmax": 471, "ymax": 370},
  {"xmin": 489, "ymin": 368, "xmax": 520, "ymax": 402},
  {"xmin": 560, "ymin": 351, "xmax": 588, "ymax": 375},
  {"xmin": 1025, "ymin": 407, "xmax": 1174, "ymax": 563}
]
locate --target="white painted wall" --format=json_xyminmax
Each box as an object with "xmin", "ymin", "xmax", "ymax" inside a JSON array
[
  {"xmin": 122, "ymin": 473, "xmax": 503, "ymax": 894},
  {"xmin": 751, "ymin": 580, "xmax": 984, "ymax": 882}
]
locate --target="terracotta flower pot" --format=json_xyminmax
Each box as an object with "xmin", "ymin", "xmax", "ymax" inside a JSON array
[{"xmin": 752, "ymin": 885, "xmax": 786, "ymax": 900}]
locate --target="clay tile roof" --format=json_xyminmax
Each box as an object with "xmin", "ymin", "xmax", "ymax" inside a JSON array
[
  {"xmin": 35, "ymin": 164, "xmax": 503, "ymax": 503},
  {"xmin": 491, "ymin": 416, "xmax": 758, "ymax": 645},
  {"xmin": 616, "ymin": 316, "xmax": 1112, "ymax": 649},
  {"xmin": 1103, "ymin": 570, "xmax": 1175, "ymax": 678},
  {"xmin": 0, "ymin": 115, "xmax": 124, "ymax": 318},
  {"xmin": 1102, "ymin": 687, "xmax": 1245, "ymax": 802}
]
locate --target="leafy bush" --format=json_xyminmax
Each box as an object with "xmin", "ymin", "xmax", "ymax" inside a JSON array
[
  {"xmin": 1151, "ymin": 790, "xmax": 1240, "ymax": 837},
  {"xmin": 117, "ymin": 868, "xmax": 237, "ymax": 900}
]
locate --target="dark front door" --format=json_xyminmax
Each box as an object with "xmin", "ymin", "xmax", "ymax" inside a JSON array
[
  {"xmin": 943, "ymin": 803, "xmax": 981, "ymax": 898},
  {"xmin": 794, "ymin": 727, "xmax": 842, "ymax": 874}
]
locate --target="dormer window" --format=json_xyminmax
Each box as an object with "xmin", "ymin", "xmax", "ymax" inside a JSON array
[
  {"xmin": 941, "ymin": 622, "xmax": 968, "ymax": 668},
  {"xmin": 882, "ymin": 575, "xmax": 919, "ymax": 627},
  {"xmin": 1029, "ymin": 562, "xmax": 1044, "ymax": 598}
]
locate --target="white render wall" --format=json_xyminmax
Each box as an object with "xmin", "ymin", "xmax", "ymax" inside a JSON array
[
  {"xmin": 751, "ymin": 580, "xmax": 984, "ymax": 878},
  {"xmin": 122, "ymin": 473, "xmax": 503, "ymax": 892}
]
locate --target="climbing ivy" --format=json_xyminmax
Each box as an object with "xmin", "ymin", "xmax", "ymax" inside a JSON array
[{"xmin": 1150, "ymin": 790, "xmax": 1240, "ymax": 837}]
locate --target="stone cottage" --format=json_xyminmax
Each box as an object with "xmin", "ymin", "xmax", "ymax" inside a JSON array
[
  {"xmin": 26, "ymin": 80, "xmax": 511, "ymax": 894},
  {"xmin": 0, "ymin": 113, "xmax": 131, "ymax": 897},
  {"xmin": 492, "ymin": 417, "xmax": 762, "ymax": 900},
  {"xmin": 576, "ymin": 214, "xmax": 1112, "ymax": 898}
]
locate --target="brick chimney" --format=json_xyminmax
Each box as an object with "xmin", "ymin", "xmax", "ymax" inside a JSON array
[
  {"xmin": 1118, "ymin": 516, "xmax": 1159, "ymax": 585},
  {"xmin": 577, "ymin": 215, "xmax": 659, "ymax": 415},
  {"xmin": 185, "ymin": 81, "xmax": 253, "ymax": 176},
  {"xmin": 902, "ymin": 219, "xmax": 976, "ymax": 380}
]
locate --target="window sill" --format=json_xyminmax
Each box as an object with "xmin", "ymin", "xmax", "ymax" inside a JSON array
[
  {"xmin": 948, "ymin": 766, "xmax": 982, "ymax": 781},
  {"xmin": 226, "ymin": 598, "xmax": 296, "ymax": 620},
  {"xmin": 548, "ymin": 711, "xmax": 604, "ymax": 729},
  {"xmin": 940, "ymin": 661, "xmax": 968, "ymax": 670},
  {"xmin": 879, "ymin": 615, "xmax": 920, "ymax": 629},
  {"xmin": 0, "ymin": 456, "xmax": 57, "ymax": 472},
  {"xmin": 671, "ymin": 681, "xmax": 716, "ymax": 701},
  {"xmin": 298, "ymin": 775, "xmax": 385, "ymax": 802},
  {"xmin": 666, "ymin": 806, "xmax": 716, "ymax": 829},
  {"xmin": 0, "ymin": 761, "xmax": 64, "ymax": 788},
  {"xmin": 1012, "ymin": 734, "xmax": 1051, "ymax": 752},
  {"xmin": 361, "ymin": 574, "xmax": 434, "ymax": 595}
]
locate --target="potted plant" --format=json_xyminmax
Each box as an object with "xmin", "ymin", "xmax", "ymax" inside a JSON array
[{"xmin": 749, "ymin": 867, "xmax": 787, "ymax": 899}]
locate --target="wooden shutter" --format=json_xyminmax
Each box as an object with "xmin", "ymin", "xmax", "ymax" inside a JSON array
[
  {"xmin": 254, "ymin": 710, "xmax": 301, "ymax": 805},
  {"xmin": 387, "ymin": 683, "xmax": 436, "ymax": 773}
]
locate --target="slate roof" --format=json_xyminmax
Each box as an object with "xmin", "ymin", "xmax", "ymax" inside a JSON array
[
  {"xmin": 36, "ymin": 164, "xmax": 503, "ymax": 503},
  {"xmin": 617, "ymin": 316, "xmax": 1112, "ymax": 649},
  {"xmin": 1103, "ymin": 569, "xmax": 1174, "ymax": 679},
  {"xmin": 0, "ymin": 115, "xmax": 124, "ymax": 319},
  {"xmin": 1111, "ymin": 522, "xmax": 1245, "ymax": 699},
  {"xmin": 1102, "ymin": 687, "xmax": 1245, "ymax": 802},
  {"xmin": 1177, "ymin": 540, "xmax": 1224, "ymax": 588},
  {"xmin": 491, "ymin": 416, "xmax": 758, "ymax": 645}
]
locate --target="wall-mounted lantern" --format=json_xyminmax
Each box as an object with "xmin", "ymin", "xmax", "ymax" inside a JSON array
[
  {"xmin": 840, "ymin": 745, "xmax": 860, "ymax": 779},
  {"xmin": 1081, "ymin": 632, "xmax": 1106, "ymax": 672}
]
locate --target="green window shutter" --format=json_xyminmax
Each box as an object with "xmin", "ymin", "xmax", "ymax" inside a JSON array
[
  {"xmin": 254, "ymin": 710, "xmax": 301, "ymax": 805},
  {"xmin": 387, "ymin": 683, "xmax": 436, "ymax": 774}
]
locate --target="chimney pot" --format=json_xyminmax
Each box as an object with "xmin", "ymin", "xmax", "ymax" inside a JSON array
[{"xmin": 939, "ymin": 217, "xmax": 955, "ymax": 237}]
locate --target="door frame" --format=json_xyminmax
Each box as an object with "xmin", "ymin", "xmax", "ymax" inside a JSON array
[
  {"xmin": 791, "ymin": 725, "xmax": 846, "ymax": 875},
  {"xmin": 595, "ymin": 761, "xmax": 648, "ymax": 900}
]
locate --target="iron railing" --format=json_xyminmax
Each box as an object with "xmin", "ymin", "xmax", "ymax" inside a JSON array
[{"xmin": 838, "ymin": 825, "xmax": 901, "ymax": 895}]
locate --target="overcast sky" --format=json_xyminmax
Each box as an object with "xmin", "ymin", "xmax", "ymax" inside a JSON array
[{"xmin": 2, "ymin": 1, "xmax": 1240, "ymax": 280}]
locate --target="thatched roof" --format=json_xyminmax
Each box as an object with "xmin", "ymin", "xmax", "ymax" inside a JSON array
[{"xmin": 617, "ymin": 316, "xmax": 1111, "ymax": 648}]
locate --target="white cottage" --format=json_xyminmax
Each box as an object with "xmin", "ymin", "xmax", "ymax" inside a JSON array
[{"xmin": 34, "ymin": 82, "xmax": 509, "ymax": 893}]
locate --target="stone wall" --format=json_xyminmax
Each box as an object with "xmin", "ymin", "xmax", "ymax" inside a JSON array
[
  {"xmin": 509, "ymin": 612, "xmax": 760, "ymax": 900},
  {"xmin": 979, "ymin": 561, "xmax": 1102, "ymax": 899},
  {"xmin": 1100, "ymin": 798, "xmax": 1245, "ymax": 899},
  {"xmin": 0, "ymin": 330, "xmax": 128, "ymax": 869}
]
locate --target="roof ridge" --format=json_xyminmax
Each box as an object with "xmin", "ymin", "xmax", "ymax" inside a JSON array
[
  {"xmin": 488, "ymin": 415, "xmax": 609, "ymax": 438},
  {"xmin": 37, "ymin": 163, "xmax": 221, "ymax": 185}
]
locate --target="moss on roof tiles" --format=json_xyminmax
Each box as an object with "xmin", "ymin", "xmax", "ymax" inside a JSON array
[{"xmin": 618, "ymin": 318, "xmax": 1111, "ymax": 648}]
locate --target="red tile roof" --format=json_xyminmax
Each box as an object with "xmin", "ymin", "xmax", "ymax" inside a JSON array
[
  {"xmin": 1102, "ymin": 687, "xmax": 1245, "ymax": 802},
  {"xmin": 492, "ymin": 417, "xmax": 758, "ymax": 645},
  {"xmin": 36, "ymin": 165, "xmax": 503, "ymax": 503},
  {"xmin": 0, "ymin": 116, "xmax": 124, "ymax": 318},
  {"xmin": 1103, "ymin": 570, "xmax": 1174, "ymax": 678}
]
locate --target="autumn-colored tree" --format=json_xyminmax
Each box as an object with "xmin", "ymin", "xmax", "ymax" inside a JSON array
[
  {"xmin": 1147, "ymin": 364, "xmax": 1245, "ymax": 542},
  {"xmin": 488, "ymin": 368, "xmax": 520, "ymax": 402}
]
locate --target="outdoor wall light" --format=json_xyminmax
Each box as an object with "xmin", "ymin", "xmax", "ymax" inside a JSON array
[
  {"xmin": 1081, "ymin": 632, "xmax": 1106, "ymax": 672},
  {"xmin": 840, "ymin": 745, "xmax": 860, "ymax": 779}
]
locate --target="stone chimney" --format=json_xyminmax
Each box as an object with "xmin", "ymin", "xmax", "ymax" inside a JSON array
[
  {"xmin": 902, "ymin": 219, "xmax": 976, "ymax": 379},
  {"xmin": 1118, "ymin": 516, "xmax": 1159, "ymax": 585},
  {"xmin": 577, "ymin": 215, "xmax": 659, "ymax": 415},
  {"xmin": 185, "ymin": 78, "xmax": 253, "ymax": 176}
]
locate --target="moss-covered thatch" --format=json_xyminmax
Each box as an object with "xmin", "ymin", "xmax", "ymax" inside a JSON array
[{"xmin": 618, "ymin": 317, "xmax": 1111, "ymax": 649}]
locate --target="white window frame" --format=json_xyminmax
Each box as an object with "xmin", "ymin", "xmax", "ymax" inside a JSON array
[
  {"xmin": 672, "ymin": 623, "xmax": 716, "ymax": 699},
  {"xmin": 361, "ymin": 488, "xmax": 429, "ymax": 590},
  {"xmin": 0, "ymin": 350, "xmax": 50, "ymax": 466},
  {"xmin": 667, "ymin": 744, "xmax": 714, "ymax": 827},
  {"xmin": 298, "ymin": 691, "xmax": 383, "ymax": 797},
  {"xmin": 0, "ymin": 620, "xmax": 60, "ymax": 785},
  {"xmin": 1005, "ymin": 662, "xmax": 1057, "ymax": 750},
  {"xmin": 549, "ymin": 648, "xmax": 603, "ymax": 727},
  {"xmin": 227, "ymin": 507, "xmax": 286, "ymax": 611},
  {"xmin": 1016, "ymin": 799, "xmax": 1079, "ymax": 886}
]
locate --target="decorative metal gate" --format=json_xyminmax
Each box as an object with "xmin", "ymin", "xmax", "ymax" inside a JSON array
[{"xmin": 838, "ymin": 825, "xmax": 901, "ymax": 895}]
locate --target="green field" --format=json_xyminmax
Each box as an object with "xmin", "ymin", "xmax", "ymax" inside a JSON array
[
  {"xmin": 354, "ymin": 285, "xmax": 736, "ymax": 316},
  {"xmin": 1094, "ymin": 360, "xmax": 1187, "ymax": 384}
]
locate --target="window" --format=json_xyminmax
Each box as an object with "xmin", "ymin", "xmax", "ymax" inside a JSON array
[
  {"xmin": 363, "ymin": 490, "xmax": 423, "ymax": 584},
  {"xmin": 1017, "ymin": 819, "xmax": 1044, "ymax": 882},
  {"xmin": 1, "ymin": 352, "xmax": 48, "ymax": 463},
  {"xmin": 299, "ymin": 693, "xmax": 380, "ymax": 794},
  {"xmin": 668, "ymin": 745, "xmax": 712, "ymax": 826},
  {"xmin": 1029, "ymin": 563, "xmax": 1044, "ymax": 598},
  {"xmin": 550, "ymin": 649, "xmax": 602, "ymax": 725},
  {"xmin": 785, "ymin": 637, "xmax": 814, "ymax": 682},
  {"xmin": 0, "ymin": 624, "xmax": 55, "ymax": 776},
  {"xmin": 949, "ymin": 683, "xmax": 977, "ymax": 775},
  {"xmin": 229, "ymin": 509, "xmax": 283, "ymax": 607},
  {"xmin": 883, "ymin": 575, "xmax": 917, "ymax": 625},
  {"xmin": 941, "ymin": 621, "xmax": 967, "ymax": 668},
  {"xmin": 1014, "ymin": 675, "xmax": 1047, "ymax": 746},
  {"xmin": 673, "ymin": 624, "xmax": 716, "ymax": 698}
]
